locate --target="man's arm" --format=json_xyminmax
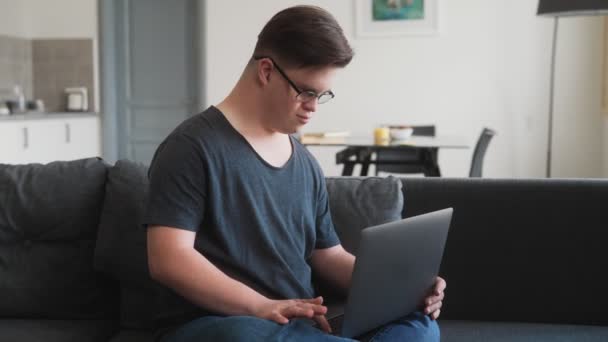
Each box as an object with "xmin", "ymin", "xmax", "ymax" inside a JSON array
[
  {"xmin": 147, "ymin": 225, "xmax": 329, "ymax": 326},
  {"xmin": 147, "ymin": 225, "xmax": 268, "ymax": 315},
  {"xmin": 310, "ymin": 244, "xmax": 355, "ymax": 294}
]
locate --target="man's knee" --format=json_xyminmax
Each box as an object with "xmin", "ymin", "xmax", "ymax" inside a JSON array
[
  {"xmin": 421, "ymin": 317, "xmax": 440, "ymax": 341},
  {"xmin": 373, "ymin": 312, "xmax": 439, "ymax": 342},
  {"xmin": 401, "ymin": 312, "xmax": 440, "ymax": 341}
]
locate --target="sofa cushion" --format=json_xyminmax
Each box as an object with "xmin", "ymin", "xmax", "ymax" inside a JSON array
[
  {"xmin": 325, "ymin": 176, "xmax": 404, "ymax": 255},
  {"xmin": 0, "ymin": 158, "xmax": 118, "ymax": 319},
  {"xmin": 0, "ymin": 319, "xmax": 118, "ymax": 342},
  {"xmin": 94, "ymin": 160, "xmax": 199, "ymax": 329},
  {"xmin": 440, "ymin": 320, "xmax": 608, "ymax": 342}
]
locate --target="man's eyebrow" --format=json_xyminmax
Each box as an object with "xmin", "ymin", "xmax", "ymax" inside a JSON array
[{"xmin": 296, "ymin": 83, "xmax": 330, "ymax": 94}]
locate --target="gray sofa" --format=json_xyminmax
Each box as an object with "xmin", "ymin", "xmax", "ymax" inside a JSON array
[{"xmin": 1, "ymin": 158, "xmax": 607, "ymax": 341}]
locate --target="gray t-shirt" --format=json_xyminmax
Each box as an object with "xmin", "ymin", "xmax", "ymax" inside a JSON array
[{"xmin": 143, "ymin": 106, "xmax": 340, "ymax": 307}]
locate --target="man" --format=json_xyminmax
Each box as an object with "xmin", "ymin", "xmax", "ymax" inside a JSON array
[{"xmin": 145, "ymin": 5, "xmax": 445, "ymax": 341}]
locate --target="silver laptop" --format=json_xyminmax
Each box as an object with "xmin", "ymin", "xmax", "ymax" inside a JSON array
[{"xmin": 326, "ymin": 208, "xmax": 453, "ymax": 338}]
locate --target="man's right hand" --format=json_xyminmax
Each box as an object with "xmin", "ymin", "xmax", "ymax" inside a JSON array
[{"xmin": 253, "ymin": 296, "xmax": 332, "ymax": 333}]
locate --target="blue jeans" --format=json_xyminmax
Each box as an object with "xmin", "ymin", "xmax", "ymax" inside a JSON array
[{"xmin": 160, "ymin": 311, "xmax": 439, "ymax": 342}]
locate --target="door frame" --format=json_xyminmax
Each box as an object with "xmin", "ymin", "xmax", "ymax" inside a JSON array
[{"xmin": 98, "ymin": 0, "xmax": 205, "ymax": 164}]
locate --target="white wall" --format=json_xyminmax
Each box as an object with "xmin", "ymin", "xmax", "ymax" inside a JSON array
[
  {"xmin": 0, "ymin": 0, "xmax": 96, "ymax": 39},
  {"xmin": 19, "ymin": 0, "xmax": 99, "ymax": 111},
  {"xmin": 0, "ymin": 0, "xmax": 27, "ymax": 37},
  {"xmin": 205, "ymin": 0, "xmax": 606, "ymax": 178},
  {"xmin": 22, "ymin": 0, "xmax": 97, "ymax": 39}
]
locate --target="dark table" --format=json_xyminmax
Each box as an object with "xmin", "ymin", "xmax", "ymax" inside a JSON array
[{"xmin": 302, "ymin": 136, "xmax": 469, "ymax": 176}]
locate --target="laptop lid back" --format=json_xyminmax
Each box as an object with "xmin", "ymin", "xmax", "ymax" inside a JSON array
[{"xmin": 340, "ymin": 208, "xmax": 452, "ymax": 338}]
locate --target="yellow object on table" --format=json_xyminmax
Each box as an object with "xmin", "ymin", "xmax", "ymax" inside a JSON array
[{"xmin": 374, "ymin": 127, "xmax": 390, "ymax": 145}]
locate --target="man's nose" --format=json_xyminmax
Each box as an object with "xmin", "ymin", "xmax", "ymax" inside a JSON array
[{"xmin": 302, "ymin": 99, "xmax": 318, "ymax": 113}]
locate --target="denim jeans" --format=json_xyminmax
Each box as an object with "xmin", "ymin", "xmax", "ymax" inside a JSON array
[{"xmin": 161, "ymin": 311, "xmax": 439, "ymax": 342}]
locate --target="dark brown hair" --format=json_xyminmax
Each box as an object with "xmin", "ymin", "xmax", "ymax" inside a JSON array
[{"xmin": 253, "ymin": 5, "xmax": 354, "ymax": 68}]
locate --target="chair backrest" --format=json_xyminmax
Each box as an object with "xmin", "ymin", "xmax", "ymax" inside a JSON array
[
  {"xmin": 411, "ymin": 125, "xmax": 436, "ymax": 137},
  {"xmin": 469, "ymin": 128, "xmax": 496, "ymax": 177}
]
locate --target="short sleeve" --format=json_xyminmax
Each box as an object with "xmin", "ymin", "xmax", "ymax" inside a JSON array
[
  {"xmin": 143, "ymin": 134, "xmax": 207, "ymax": 231},
  {"xmin": 314, "ymin": 176, "xmax": 340, "ymax": 249}
]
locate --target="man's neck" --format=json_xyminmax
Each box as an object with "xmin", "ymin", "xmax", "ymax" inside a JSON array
[
  {"xmin": 216, "ymin": 83, "xmax": 282, "ymax": 140},
  {"xmin": 216, "ymin": 97, "xmax": 293, "ymax": 168}
]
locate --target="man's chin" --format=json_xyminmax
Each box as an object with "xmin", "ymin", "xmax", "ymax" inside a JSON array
[
  {"xmin": 281, "ymin": 124, "xmax": 301, "ymax": 135},
  {"xmin": 272, "ymin": 127, "xmax": 297, "ymax": 135}
]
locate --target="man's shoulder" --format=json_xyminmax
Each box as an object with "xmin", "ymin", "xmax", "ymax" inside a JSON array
[
  {"xmin": 291, "ymin": 137, "xmax": 326, "ymax": 185},
  {"xmin": 163, "ymin": 106, "xmax": 231, "ymax": 147},
  {"xmin": 172, "ymin": 106, "xmax": 219, "ymax": 136},
  {"xmin": 150, "ymin": 107, "xmax": 228, "ymax": 166},
  {"xmin": 293, "ymin": 137, "xmax": 322, "ymax": 167}
]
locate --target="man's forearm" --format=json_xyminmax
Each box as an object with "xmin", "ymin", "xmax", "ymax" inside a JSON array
[
  {"xmin": 330, "ymin": 253, "xmax": 355, "ymax": 293},
  {"xmin": 311, "ymin": 245, "xmax": 356, "ymax": 294},
  {"xmin": 150, "ymin": 246, "xmax": 268, "ymax": 316}
]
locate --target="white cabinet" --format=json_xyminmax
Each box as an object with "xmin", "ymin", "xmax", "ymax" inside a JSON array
[
  {"xmin": 0, "ymin": 115, "xmax": 100, "ymax": 164},
  {"xmin": 22, "ymin": 120, "xmax": 66, "ymax": 164},
  {"xmin": 63, "ymin": 116, "xmax": 100, "ymax": 161},
  {"xmin": 0, "ymin": 121, "xmax": 25, "ymax": 164}
]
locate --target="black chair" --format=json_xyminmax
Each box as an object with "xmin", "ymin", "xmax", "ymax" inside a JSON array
[
  {"xmin": 374, "ymin": 125, "xmax": 437, "ymax": 176},
  {"xmin": 469, "ymin": 128, "xmax": 496, "ymax": 177},
  {"xmin": 410, "ymin": 125, "xmax": 436, "ymax": 137}
]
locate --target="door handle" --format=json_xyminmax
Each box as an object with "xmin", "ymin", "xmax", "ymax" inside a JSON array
[
  {"xmin": 65, "ymin": 123, "xmax": 71, "ymax": 143},
  {"xmin": 22, "ymin": 127, "xmax": 28, "ymax": 149}
]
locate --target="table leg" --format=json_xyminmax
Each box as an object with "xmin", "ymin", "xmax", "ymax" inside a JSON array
[
  {"xmin": 359, "ymin": 148, "xmax": 373, "ymax": 176},
  {"xmin": 342, "ymin": 162, "xmax": 355, "ymax": 176},
  {"xmin": 424, "ymin": 148, "xmax": 441, "ymax": 177}
]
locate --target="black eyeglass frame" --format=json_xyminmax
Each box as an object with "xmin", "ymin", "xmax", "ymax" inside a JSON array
[{"xmin": 253, "ymin": 56, "xmax": 335, "ymax": 104}]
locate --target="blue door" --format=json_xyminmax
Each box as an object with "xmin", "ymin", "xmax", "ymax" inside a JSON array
[{"xmin": 101, "ymin": 0, "xmax": 201, "ymax": 164}]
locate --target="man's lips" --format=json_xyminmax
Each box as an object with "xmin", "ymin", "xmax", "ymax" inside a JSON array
[{"xmin": 296, "ymin": 114, "xmax": 311, "ymax": 123}]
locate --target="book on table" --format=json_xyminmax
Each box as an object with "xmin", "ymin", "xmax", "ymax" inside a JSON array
[{"xmin": 300, "ymin": 131, "xmax": 350, "ymax": 144}]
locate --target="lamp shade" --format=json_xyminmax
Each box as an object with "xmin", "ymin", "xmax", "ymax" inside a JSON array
[{"xmin": 537, "ymin": 0, "xmax": 608, "ymax": 16}]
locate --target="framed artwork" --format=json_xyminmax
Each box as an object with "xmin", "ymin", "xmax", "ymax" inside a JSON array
[{"xmin": 355, "ymin": 0, "xmax": 439, "ymax": 38}]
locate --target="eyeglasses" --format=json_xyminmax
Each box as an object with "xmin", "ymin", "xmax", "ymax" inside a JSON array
[{"xmin": 253, "ymin": 56, "xmax": 335, "ymax": 104}]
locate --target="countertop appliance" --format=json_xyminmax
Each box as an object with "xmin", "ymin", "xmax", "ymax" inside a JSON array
[
  {"xmin": 0, "ymin": 102, "xmax": 10, "ymax": 116},
  {"xmin": 65, "ymin": 87, "xmax": 89, "ymax": 112}
]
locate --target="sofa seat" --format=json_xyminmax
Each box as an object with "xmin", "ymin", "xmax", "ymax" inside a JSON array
[
  {"xmin": 441, "ymin": 320, "xmax": 608, "ymax": 342},
  {"xmin": 0, "ymin": 319, "xmax": 118, "ymax": 342}
]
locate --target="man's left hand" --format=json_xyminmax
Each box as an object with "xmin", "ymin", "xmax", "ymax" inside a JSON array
[{"xmin": 421, "ymin": 276, "xmax": 446, "ymax": 320}]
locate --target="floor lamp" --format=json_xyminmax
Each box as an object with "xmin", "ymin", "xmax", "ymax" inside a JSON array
[{"xmin": 537, "ymin": 0, "xmax": 608, "ymax": 178}]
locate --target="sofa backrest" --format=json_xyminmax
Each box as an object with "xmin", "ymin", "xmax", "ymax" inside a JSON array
[
  {"xmin": 0, "ymin": 158, "xmax": 119, "ymax": 319},
  {"xmin": 400, "ymin": 177, "xmax": 608, "ymax": 325}
]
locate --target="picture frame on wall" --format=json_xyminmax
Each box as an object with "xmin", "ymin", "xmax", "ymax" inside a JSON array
[{"xmin": 355, "ymin": 0, "xmax": 439, "ymax": 38}]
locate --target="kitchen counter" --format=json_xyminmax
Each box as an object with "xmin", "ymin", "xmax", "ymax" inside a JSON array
[{"xmin": 0, "ymin": 112, "xmax": 98, "ymax": 120}]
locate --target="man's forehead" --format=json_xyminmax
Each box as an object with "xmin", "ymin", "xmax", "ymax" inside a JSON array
[{"xmin": 291, "ymin": 66, "xmax": 338, "ymax": 93}]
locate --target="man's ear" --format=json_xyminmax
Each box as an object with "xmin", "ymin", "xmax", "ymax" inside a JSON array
[{"xmin": 256, "ymin": 58, "xmax": 273, "ymax": 86}]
